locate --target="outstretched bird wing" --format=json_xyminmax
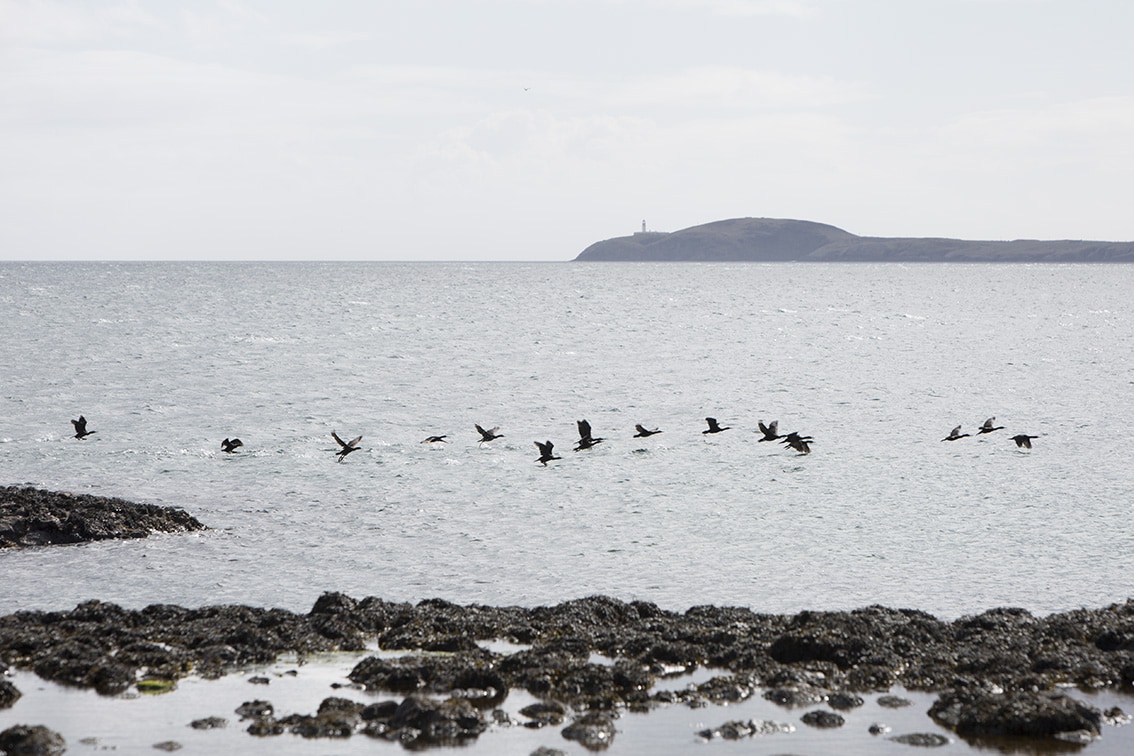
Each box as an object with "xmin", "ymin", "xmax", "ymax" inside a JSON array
[
  {"xmin": 577, "ymin": 420, "xmax": 592, "ymax": 440},
  {"xmin": 332, "ymin": 431, "xmax": 360, "ymax": 449}
]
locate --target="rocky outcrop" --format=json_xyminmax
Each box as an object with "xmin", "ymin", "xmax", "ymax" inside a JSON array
[
  {"xmin": 575, "ymin": 217, "xmax": 1134, "ymax": 262},
  {"xmin": 0, "ymin": 486, "xmax": 205, "ymax": 547},
  {"xmin": 0, "ymin": 594, "xmax": 1131, "ymax": 749}
]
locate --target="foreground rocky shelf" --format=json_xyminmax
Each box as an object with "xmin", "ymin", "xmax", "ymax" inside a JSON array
[
  {"xmin": 1, "ymin": 594, "xmax": 1132, "ymax": 751},
  {"xmin": 0, "ymin": 485, "xmax": 205, "ymax": 548}
]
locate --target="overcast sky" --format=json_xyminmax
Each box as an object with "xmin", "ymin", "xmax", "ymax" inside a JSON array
[{"xmin": 2, "ymin": 0, "xmax": 1133, "ymax": 261}]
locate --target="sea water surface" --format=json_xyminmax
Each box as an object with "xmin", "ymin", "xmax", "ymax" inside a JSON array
[{"xmin": 1, "ymin": 261, "xmax": 1132, "ymax": 617}]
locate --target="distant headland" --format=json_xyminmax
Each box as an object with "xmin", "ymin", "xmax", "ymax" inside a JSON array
[{"xmin": 574, "ymin": 218, "xmax": 1134, "ymax": 262}]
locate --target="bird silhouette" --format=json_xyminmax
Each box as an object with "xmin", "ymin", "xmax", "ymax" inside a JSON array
[
  {"xmin": 475, "ymin": 424, "xmax": 503, "ymax": 443},
  {"xmin": 71, "ymin": 416, "xmax": 96, "ymax": 439},
  {"xmin": 331, "ymin": 431, "xmax": 362, "ymax": 461},
  {"xmin": 534, "ymin": 440, "xmax": 561, "ymax": 465},
  {"xmin": 703, "ymin": 417, "xmax": 730, "ymax": 434},
  {"xmin": 757, "ymin": 420, "xmax": 781, "ymax": 442},
  {"xmin": 1011, "ymin": 434, "xmax": 1039, "ymax": 449},
  {"xmin": 221, "ymin": 438, "xmax": 243, "ymax": 453},
  {"xmin": 574, "ymin": 419, "xmax": 604, "ymax": 451},
  {"xmin": 978, "ymin": 417, "xmax": 1005, "ymax": 434},
  {"xmin": 633, "ymin": 424, "xmax": 661, "ymax": 437},
  {"xmin": 421, "ymin": 435, "xmax": 448, "ymax": 443},
  {"xmin": 779, "ymin": 432, "xmax": 813, "ymax": 454},
  {"xmin": 942, "ymin": 425, "xmax": 970, "ymax": 441}
]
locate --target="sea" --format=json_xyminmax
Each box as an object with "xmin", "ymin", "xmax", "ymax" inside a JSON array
[{"xmin": 2, "ymin": 261, "xmax": 1133, "ymax": 753}]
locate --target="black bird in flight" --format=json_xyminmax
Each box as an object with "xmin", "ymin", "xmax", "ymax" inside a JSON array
[
  {"xmin": 574, "ymin": 419, "xmax": 604, "ymax": 451},
  {"xmin": 633, "ymin": 424, "xmax": 662, "ymax": 437},
  {"xmin": 421, "ymin": 435, "xmax": 448, "ymax": 443},
  {"xmin": 534, "ymin": 440, "xmax": 561, "ymax": 465},
  {"xmin": 942, "ymin": 425, "xmax": 970, "ymax": 441},
  {"xmin": 71, "ymin": 416, "xmax": 96, "ymax": 439},
  {"xmin": 331, "ymin": 431, "xmax": 362, "ymax": 461},
  {"xmin": 978, "ymin": 417, "xmax": 1005, "ymax": 434},
  {"xmin": 1011, "ymin": 434, "xmax": 1039, "ymax": 449},
  {"xmin": 780, "ymin": 431, "xmax": 813, "ymax": 454},
  {"xmin": 221, "ymin": 438, "xmax": 243, "ymax": 453},
  {"xmin": 475, "ymin": 424, "xmax": 503, "ymax": 443},
  {"xmin": 757, "ymin": 420, "xmax": 781, "ymax": 442},
  {"xmin": 702, "ymin": 417, "xmax": 730, "ymax": 434}
]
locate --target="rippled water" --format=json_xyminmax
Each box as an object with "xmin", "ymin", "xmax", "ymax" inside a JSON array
[{"xmin": 1, "ymin": 261, "xmax": 1132, "ymax": 618}]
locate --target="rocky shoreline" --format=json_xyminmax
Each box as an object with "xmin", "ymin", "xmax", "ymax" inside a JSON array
[
  {"xmin": 1, "ymin": 593, "xmax": 1132, "ymax": 752},
  {"xmin": 0, "ymin": 485, "xmax": 205, "ymax": 548}
]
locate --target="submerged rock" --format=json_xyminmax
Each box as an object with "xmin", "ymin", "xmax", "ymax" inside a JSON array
[{"xmin": 0, "ymin": 724, "xmax": 66, "ymax": 755}]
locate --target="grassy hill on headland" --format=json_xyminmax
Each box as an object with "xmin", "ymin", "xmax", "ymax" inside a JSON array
[{"xmin": 574, "ymin": 218, "xmax": 1134, "ymax": 262}]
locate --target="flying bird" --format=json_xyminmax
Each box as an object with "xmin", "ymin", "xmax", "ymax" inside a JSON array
[
  {"xmin": 421, "ymin": 435, "xmax": 448, "ymax": 444},
  {"xmin": 1011, "ymin": 434, "xmax": 1039, "ymax": 449},
  {"xmin": 475, "ymin": 424, "xmax": 503, "ymax": 443},
  {"xmin": 574, "ymin": 419, "xmax": 604, "ymax": 451},
  {"xmin": 702, "ymin": 417, "xmax": 730, "ymax": 434},
  {"xmin": 942, "ymin": 425, "xmax": 970, "ymax": 441},
  {"xmin": 534, "ymin": 440, "xmax": 561, "ymax": 465},
  {"xmin": 633, "ymin": 424, "xmax": 662, "ymax": 437},
  {"xmin": 780, "ymin": 431, "xmax": 813, "ymax": 454},
  {"xmin": 757, "ymin": 420, "xmax": 781, "ymax": 442},
  {"xmin": 221, "ymin": 438, "xmax": 243, "ymax": 453},
  {"xmin": 71, "ymin": 416, "xmax": 96, "ymax": 439},
  {"xmin": 978, "ymin": 417, "xmax": 1005, "ymax": 434},
  {"xmin": 331, "ymin": 431, "xmax": 362, "ymax": 461}
]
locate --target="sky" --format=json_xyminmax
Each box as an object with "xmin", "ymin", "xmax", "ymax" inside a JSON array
[{"xmin": 2, "ymin": 0, "xmax": 1134, "ymax": 261}]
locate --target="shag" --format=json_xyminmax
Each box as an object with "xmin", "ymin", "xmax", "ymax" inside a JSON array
[
  {"xmin": 942, "ymin": 425, "xmax": 970, "ymax": 441},
  {"xmin": 476, "ymin": 424, "xmax": 503, "ymax": 443},
  {"xmin": 331, "ymin": 431, "xmax": 362, "ymax": 461},
  {"xmin": 633, "ymin": 424, "xmax": 662, "ymax": 437},
  {"xmin": 421, "ymin": 435, "xmax": 448, "ymax": 443},
  {"xmin": 221, "ymin": 438, "xmax": 243, "ymax": 453},
  {"xmin": 978, "ymin": 417, "xmax": 1005, "ymax": 434},
  {"xmin": 534, "ymin": 440, "xmax": 561, "ymax": 465},
  {"xmin": 702, "ymin": 417, "xmax": 730, "ymax": 434},
  {"xmin": 574, "ymin": 419, "xmax": 604, "ymax": 451},
  {"xmin": 757, "ymin": 420, "xmax": 781, "ymax": 442},
  {"xmin": 780, "ymin": 431, "xmax": 813, "ymax": 454},
  {"xmin": 1011, "ymin": 434, "xmax": 1039, "ymax": 449},
  {"xmin": 71, "ymin": 416, "xmax": 96, "ymax": 439}
]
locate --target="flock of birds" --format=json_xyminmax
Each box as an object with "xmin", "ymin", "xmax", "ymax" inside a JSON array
[{"xmin": 68, "ymin": 413, "xmax": 1037, "ymax": 464}]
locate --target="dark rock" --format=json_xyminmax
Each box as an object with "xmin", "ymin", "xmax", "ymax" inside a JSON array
[
  {"xmin": 0, "ymin": 679, "xmax": 21, "ymax": 708},
  {"xmin": 800, "ymin": 709, "xmax": 845, "ymax": 728},
  {"xmin": 152, "ymin": 741, "xmax": 182, "ymax": 751},
  {"xmin": 869, "ymin": 722, "xmax": 891, "ymax": 735},
  {"xmin": 188, "ymin": 716, "xmax": 227, "ymax": 729},
  {"xmin": 519, "ymin": 701, "xmax": 567, "ymax": 726},
  {"xmin": 530, "ymin": 748, "xmax": 567, "ymax": 756},
  {"xmin": 388, "ymin": 695, "xmax": 487, "ymax": 744},
  {"xmin": 828, "ymin": 691, "xmax": 865, "ymax": 710},
  {"xmin": 235, "ymin": 700, "xmax": 274, "ymax": 719},
  {"xmin": 928, "ymin": 688, "xmax": 1102, "ymax": 737},
  {"xmin": 246, "ymin": 718, "xmax": 285, "ymax": 736},
  {"xmin": 889, "ymin": 732, "xmax": 950, "ymax": 746},
  {"xmin": 359, "ymin": 700, "xmax": 399, "ymax": 721},
  {"xmin": 0, "ymin": 485, "xmax": 205, "ymax": 547},
  {"xmin": 561, "ymin": 711, "xmax": 616, "ymax": 749},
  {"xmin": 0, "ymin": 724, "xmax": 66, "ymax": 755},
  {"xmin": 878, "ymin": 694, "xmax": 914, "ymax": 708}
]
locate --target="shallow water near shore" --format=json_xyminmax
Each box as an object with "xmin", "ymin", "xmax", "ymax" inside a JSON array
[
  {"xmin": 6, "ymin": 658, "xmax": 1134, "ymax": 755},
  {"xmin": 2, "ymin": 261, "xmax": 1133, "ymax": 617}
]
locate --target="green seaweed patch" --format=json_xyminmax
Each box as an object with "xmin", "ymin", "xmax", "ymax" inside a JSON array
[{"xmin": 137, "ymin": 677, "xmax": 178, "ymax": 694}]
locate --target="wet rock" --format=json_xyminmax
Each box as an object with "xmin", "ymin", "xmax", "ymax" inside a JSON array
[
  {"xmin": 246, "ymin": 718, "xmax": 285, "ymax": 736},
  {"xmin": 697, "ymin": 719, "xmax": 794, "ymax": 740},
  {"xmin": 0, "ymin": 485, "xmax": 205, "ymax": 547},
  {"xmin": 800, "ymin": 709, "xmax": 845, "ymax": 728},
  {"xmin": 152, "ymin": 741, "xmax": 182, "ymax": 751},
  {"xmin": 359, "ymin": 700, "xmax": 399, "ymax": 721},
  {"xmin": 828, "ymin": 691, "xmax": 865, "ymax": 710},
  {"xmin": 762, "ymin": 685, "xmax": 827, "ymax": 707},
  {"xmin": 561, "ymin": 711, "xmax": 616, "ymax": 750},
  {"xmin": 0, "ymin": 679, "xmax": 21, "ymax": 708},
  {"xmin": 530, "ymin": 748, "xmax": 567, "ymax": 756},
  {"xmin": 235, "ymin": 699, "xmax": 274, "ymax": 719},
  {"xmin": 928, "ymin": 688, "xmax": 1103, "ymax": 737},
  {"xmin": 0, "ymin": 724, "xmax": 66, "ymax": 755},
  {"xmin": 188, "ymin": 716, "xmax": 227, "ymax": 729},
  {"xmin": 889, "ymin": 732, "xmax": 950, "ymax": 746},
  {"xmin": 869, "ymin": 722, "xmax": 891, "ymax": 735},
  {"xmin": 878, "ymin": 694, "xmax": 913, "ymax": 708},
  {"xmin": 247, "ymin": 676, "xmax": 269, "ymax": 685},
  {"xmin": 387, "ymin": 694, "xmax": 487, "ymax": 745},
  {"xmin": 519, "ymin": 701, "xmax": 567, "ymax": 727}
]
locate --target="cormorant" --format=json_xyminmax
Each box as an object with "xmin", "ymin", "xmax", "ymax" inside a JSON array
[
  {"xmin": 221, "ymin": 438, "xmax": 243, "ymax": 453},
  {"xmin": 978, "ymin": 417, "xmax": 1005, "ymax": 434},
  {"xmin": 703, "ymin": 417, "xmax": 730, "ymax": 434},
  {"xmin": 574, "ymin": 419, "xmax": 604, "ymax": 451},
  {"xmin": 942, "ymin": 425, "xmax": 970, "ymax": 441},
  {"xmin": 1011, "ymin": 434, "xmax": 1039, "ymax": 449},
  {"xmin": 534, "ymin": 440, "xmax": 561, "ymax": 465},
  {"xmin": 331, "ymin": 431, "xmax": 362, "ymax": 461},
  {"xmin": 421, "ymin": 435, "xmax": 448, "ymax": 443},
  {"xmin": 757, "ymin": 420, "xmax": 781, "ymax": 442},
  {"xmin": 780, "ymin": 431, "xmax": 813, "ymax": 454},
  {"xmin": 633, "ymin": 424, "xmax": 662, "ymax": 437},
  {"xmin": 476, "ymin": 424, "xmax": 503, "ymax": 443},
  {"xmin": 71, "ymin": 416, "xmax": 96, "ymax": 439}
]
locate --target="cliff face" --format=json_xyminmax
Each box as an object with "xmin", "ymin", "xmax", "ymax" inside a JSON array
[{"xmin": 574, "ymin": 218, "xmax": 1134, "ymax": 262}]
